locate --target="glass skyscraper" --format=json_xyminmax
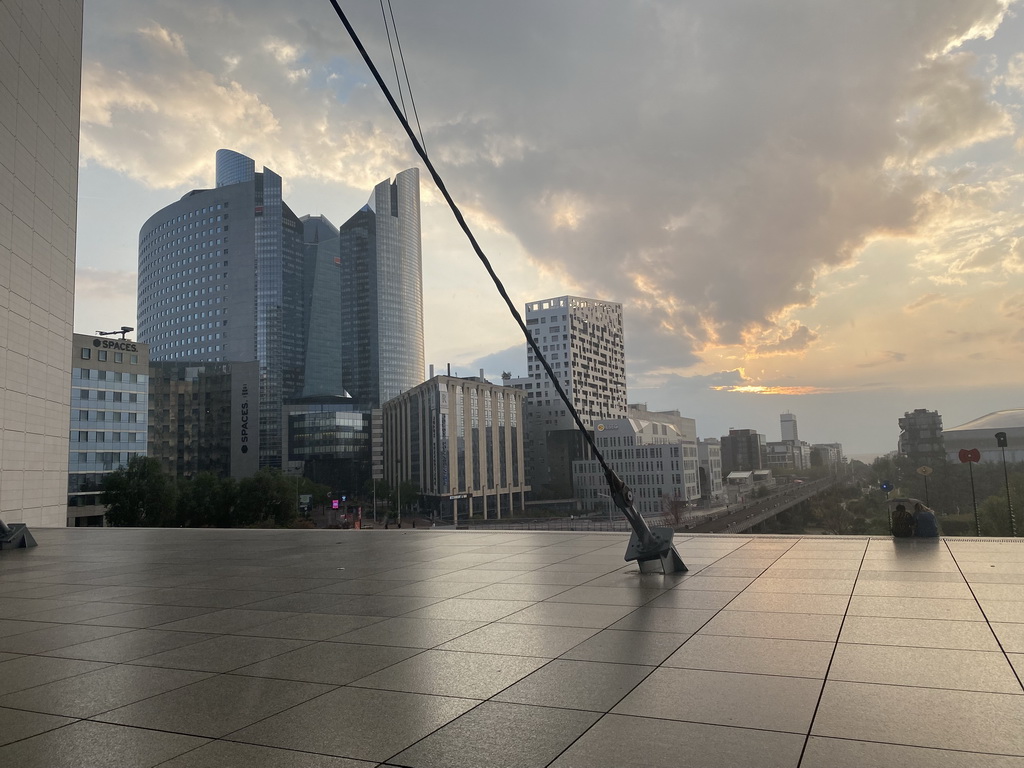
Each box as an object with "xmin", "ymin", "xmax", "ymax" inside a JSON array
[
  {"xmin": 339, "ymin": 168, "xmax": 424, "ymax": 408},
  {"xmin": 138, "ymin": 150, "xmax": 305, "ymax": 469}
]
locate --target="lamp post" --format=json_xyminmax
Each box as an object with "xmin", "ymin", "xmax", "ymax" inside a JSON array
[{"xmin": 996, "ymin": 432, "xmax": 1017, "ymax": 536}]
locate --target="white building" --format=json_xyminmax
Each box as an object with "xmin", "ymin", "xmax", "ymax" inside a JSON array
[
  {"xmin": 944, "ymin": 410, "xmax": 1024, "ymax": 464},
  {"xmin": 698, "ymin": 438, "xmax": 724, "ymax": 499},
  {"xmin": 573, "ymin": 416, "xmax": 699, "ymax": 517},
  {"xmin": 781, "ymin": 412, "xmax": 799, "ymax": 442},
  {"xmin": 1, "ymin": 1, "xmax": 83, "ymax": 527},
  {"xmin": 522, "ymin": 296, "xmax": 627, "ymax": 497}
]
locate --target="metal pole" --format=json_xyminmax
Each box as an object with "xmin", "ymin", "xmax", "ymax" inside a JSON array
[
  {"xmin": 969, "ymin": 461, "xmax": 981, "ymax": 536},
  {"xmin": 1002, "ymin": 444, "xmax": 1017, "ymax": 536}
]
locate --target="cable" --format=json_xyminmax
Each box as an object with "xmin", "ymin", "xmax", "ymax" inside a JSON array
[
  {"xmin": 384, "ymin": 0, "xmax": 427, "ymax": 154},
  {"xmin": 326, "ymin": 0, "xmax": 614, "ymax": 478},
  {"xmin": 378, "ymin": 0, "xmax": 408, "ymax": 121}
]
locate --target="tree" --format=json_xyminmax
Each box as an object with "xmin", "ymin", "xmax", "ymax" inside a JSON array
[
  {"xmin": 176, "ymin": 473, "xmax": 239, "ymax": 528},
  {"xmin": 236, "ymin": 469, "xmax": 299, "ymax": 527},
  {"xmin": 101, "ymin": 456, "xmax": 177, "ymax": 527}
]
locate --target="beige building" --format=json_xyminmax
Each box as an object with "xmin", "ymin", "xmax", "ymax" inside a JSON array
[
  {"xmin": 1, "ymin": 1, "xmax": 84, "ymax": 527},
  {"xmin": 383, "ymin": 375, "xmax": 529, "ymax": 522}
]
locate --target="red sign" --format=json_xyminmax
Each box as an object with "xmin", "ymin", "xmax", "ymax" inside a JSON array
[{"xmin": 958, "ymin": 448, "xmax": 981, "ymax": 464}]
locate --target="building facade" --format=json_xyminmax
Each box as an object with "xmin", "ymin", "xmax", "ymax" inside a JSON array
[
  {"xmin": 68, "ymin": 335, "xmax": 149, "ymax": 525},
  {"xmin": 284, "ymin": 400, "xmax": 377, "ymax": 498},
  {"xmin": 339, "ymin": 168, "xmax": 424, "ymax": 408},
  {"xmin": 1, "ymin": 0, "xmax": 83, "ymax": 527},
  {"xmin": 943, "ymin": 410, "xmax": 1024, "ymax": 464},
  {"xmin": 522, "ymin": 295, "xmax": 627, "ymax": 498},
  {"xmin": 147, "ymin": 360, "xmax": 258, "ymax": 481},
  {"xmin": 781, "ymin": 412, "xmax": 799, "ymax": 442},
  {"xmin": 573, "ymin": 416, "xmax": 700, "ymax": 517},
  {"xmin": 137, "ymin": 150, "xmax": 306, "ymax": 469},
  {"xmin": 697, "ymin": 438, "xmax": 724, "ymax": 500},
  {"xmin": 383, "ymin": 375, "xmax": 529, "ymax": 521},
  {"xmin": 720, "ymin": 428, "xmax": 767, "ymax": 475},
  {"xmin": 898, "ymin": 408, "xmax": 945, "ymax": 466}
]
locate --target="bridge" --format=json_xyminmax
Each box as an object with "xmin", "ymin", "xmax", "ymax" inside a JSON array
[{"xmin": 681, "ymin": 478, "xmax": 834, "ymax": 533}]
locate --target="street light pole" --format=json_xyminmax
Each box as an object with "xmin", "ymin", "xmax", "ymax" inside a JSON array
[{"xmin": 996, "ymin": 432, "xmax": 1017, "ymax": 536}]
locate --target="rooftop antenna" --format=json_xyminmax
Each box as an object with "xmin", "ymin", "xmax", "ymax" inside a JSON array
[{"xmin": 96, "ymin": 326, "xmax": 134, "ymax": 340}]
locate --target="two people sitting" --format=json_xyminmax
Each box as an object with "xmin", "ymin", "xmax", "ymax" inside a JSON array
[{"xmin": 892, "ymin": 500, "xmax": 939, "ymax": 538}]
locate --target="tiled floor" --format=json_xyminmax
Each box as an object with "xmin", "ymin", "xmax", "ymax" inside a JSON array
[{"xmin": 1, "ymin": 529, "xmax": 1023, "ymax": 767}]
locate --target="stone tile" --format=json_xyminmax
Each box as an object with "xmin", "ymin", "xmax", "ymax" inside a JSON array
[
  {"xmin": 0, "ymin": 720, "xmax": 208, "ymax": 767},
  {"xmin": 547, "ymin": 713, "xmax": 804, "ymax": 768},
  {"xmin": 698, "ymin": 610, "xmax": 842, "ymax": 642},
  {"xmin": 132, "ymin": 634, "xmax": 309, "ymax": 673},
  {"xmin": 440, "ymin": 622, "xmax": 598, "ymax": 658},
  {"xmin": 840, "ymin": 616, "xmax": 1000, "ymax": 651},
  {"xmin": 979, "ymin": 601, "xmax": 1024, "ymax": 623},
  {"xmin": 744, "ymin": 577, "xmax": 854, "ymax": 595},
  {"xmin": 560, "ymin": 628, "xmax": 687, "ymax": 665},
  {"xmin": 993, "ymin": 623, "xmax": 1024, "ymax": 653},
  {"xmin": 332, "ymin": 616, "xmax": 484, "ymax": 648},
  {"xmin": 0, "ymin": 623, "xmax": 131, "ymax": 654},
  {"xmin": 80, "ymin": 604, "xmax": 217, "ymax": 628},
  {"xmin": 970, "ymin": 584, "xmax": 1024, "ymax": 601},
  {"xmin": 643, "ymin": 589, "xmax": 738, "ymax": 610},
  {"xmin": 237, "ymin": 613, "xmax": 384, "ymax": 640},
  {"xmin": 456, "ymin": 583, "xmax": 571, "ymax": 601},
  {"xmin": 404, "ymin": 598, "xmax": 536, "ymax": 622},
  {"xmin": 15, "ymin": 601, "xmax": 140, "ymax": 624},
  {"xmin": 0, "ymin": 705, "xmax": 75, "ymax": 747},
  {"xmin": 829, "ymin": 643, "xmax": 1021, "ymax": 693},
  {"xmin": 724, "ymin": 591, "xmax": 849, "ymax": 615},
  {"xmin": 376, "ymin": 581, "xmax": 482, "ymax": 598},
  {"xmin": 612, "ymin": 667, "xmax": 822, "ymax": 733},
  {"xmin": 664, "ymin": 634, "xmax": 834, "ymax": 678},
  {"xmin": 847, "ymin": 595, "xmax": 985, "ymax": 621},
  {"xmin": 500, "ymin": 602, "xmax": 636, "ymax": 629},
  {"xmin": 44, "ymin": 628, "xmax": 216, "ymax": 662},
  {"xmin": 159, "ymin": 740, "xmax": 374, "ymax": 767},
  {"xmin": 232, "ymin": 641, "xmax": 419, "ymax": 685},
  {"xmin": 351, "ymin": 649, "xmax": 546, "ymax": 698},
  {"xmin": 853, "ymin": 580, "xmax": 973, "ymax": 599},
  {"xmin": 390, "ymin": 702, "xmax": 600, "ymax": 768},
  {"xmin": 674, "ymin": 576, "xmax": 755, "ymax": 591},
  {"xmin": 802, "ymin": 736, "xmax": 1024, "ymax": 767},
  {"xmin": 543, "ymin": 586, "xmax": 663, "ymax": 607},
  {"xmin": 97, "ymin": 674, "xmax": 333, "ymax": 738},
  {"xmin": 0, "ymin": 654, "xmax": 109, "ymax": 696},
  {"xmin": 0, "ymin": 619, "xmax": 58, "ymax": 638},
  {"xmin": 156, "ymin": 608, "xmax": 298, "ymax": 634},
  {"xmin": 0, "ymin": 663, "xmax": 211, "ymax": 717},
  {"xmin": 609, "ymin": 606, "xmax": 716, "ymax": 634},
  {"xmin": 493, "ymin": 659, "xmax": 652, "ymax": 711},
  {"xmin": 502, "ymin": 571, "xmax": 603, "ymax": 586},
  {"xmin": 813, "ymin": 680, "xmax": 1024, "ymax": 754},
  {"xmin": 228, "ymin": 686, "xmax": 476, "ymax": 762}
]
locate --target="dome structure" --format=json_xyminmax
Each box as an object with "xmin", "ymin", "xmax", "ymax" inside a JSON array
[{"xmin": 943, "ymin": 410, "xmax": 1024, "ymax": 463}]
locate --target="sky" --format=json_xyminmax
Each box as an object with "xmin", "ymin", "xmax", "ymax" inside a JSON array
[{"xmin": 74, "ymin": 0, "xmax": 1024, "ymax": 458}]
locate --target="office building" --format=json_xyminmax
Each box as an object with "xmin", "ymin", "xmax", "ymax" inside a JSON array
[
  {"xmin": 766, "ymin": 440, "xmax": 812, "ymax": 472},
  {"xmin": 781, "ymin": 412, "xmax": 799, "ymax": 442},
  {"xmin": 67, "ymin": 334, "xmax": 149, "ymax": 525},
  {"xmin": 147, "ymin": 360, "xmax": 258, "ymax": 480},
  {"xmin": 139, "ymin": 150, "xmax": 308, "ymax": 469},
  {"xmin": 573, "ymin": 415, "xmax": 699, "ymax": 517},
  {"xmin": 720, "ymin": 428, "xmax": 767, "ymax": 475},
  {"xmin": 1, "ymin": 1, "xmax": 83, "ymax": 527},
  {"xmin": 284, "ymin": 399, "xmax": 378, "ymax": 498},
  {"xmin": 383, "ymin": 374, "xmax": 529, "ymax": 520},
  {"xmin": 522, "ymin": 295, "xmax": 627, "ymax": 498},
  {"xmin": 339, "ymin": 168, "xmax": 424, "ymax": 408},
  {"xmin": 898, "ymin": 408, "xmax": 945, "ymax": 466},
  {"xmin": 697, "ymin": 438, "xmax": 724, "ymax": 500}
]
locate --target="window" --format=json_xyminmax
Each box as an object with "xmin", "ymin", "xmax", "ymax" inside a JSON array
[
  {"xmin": 98, "ymin": 351, "xmax": 107, "ymax": 362},
  {"xmin": 80, "ymin": 348, "xmax": 91, "ymax": 359},
  {"xmin": 114, "ymin": 352, "xmax": 123, "ymax": 363}
]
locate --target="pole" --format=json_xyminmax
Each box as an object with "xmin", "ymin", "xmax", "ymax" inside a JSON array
[
  {"xmin": 1002, "ymin": 444, "xmax": 1017, "ymax": 536},
  {"xmin": 924, "ymin": 474, "xmax": 929, "ymax": 507},
  {"xmin": 969, "ymin": 461, "xmax": 981, "ymax": 536}
]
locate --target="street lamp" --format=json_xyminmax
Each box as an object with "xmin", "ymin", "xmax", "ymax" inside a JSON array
[{"xmin": 996, "ymin": 432, "xmax": 1017, "ymax": 536}]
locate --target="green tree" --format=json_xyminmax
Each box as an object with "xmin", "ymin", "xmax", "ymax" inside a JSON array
[
  {"xmin": 176, "ymin": 473, "xmax": 239, "ymax": 528},
  {"xmin": 101, "ymin": 456, "xmax": 177, "ymax": 527},
  {"xmin": 236, "ymin": 469, "xmax": 299, "ymax": 527}
]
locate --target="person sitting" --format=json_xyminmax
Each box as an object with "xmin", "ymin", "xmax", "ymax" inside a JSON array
[{"xmin": 913, "ymin": 502, "xmax": 939, "ymax": 538}]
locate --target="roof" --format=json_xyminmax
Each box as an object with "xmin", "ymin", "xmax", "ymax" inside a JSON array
[
  {"xmin": 946, "ymin": 409, "xmax": 1024, "ymax": 432},
  {"xmin": 1, "ymin": 527, "xmax": 1022, "ymax": 766}
]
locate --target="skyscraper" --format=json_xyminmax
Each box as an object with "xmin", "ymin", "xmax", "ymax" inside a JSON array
[
  {"xmin": 138, "ymin": 150, "xmax": 306, "ymax": 468},
  {"xmin": 519, "ymin": 295, "xmax": 627, "ymax": 497},
  {"xmin": 1, "ymin": 1, "xmax": 83, "ymax": 527},
  {"xmin": 781, "ymin": 412, "xmax": 799, "ymax": 442},
  {"xmin": 339, "ymin": 168, "xmax": 424, "ymax": 408}
]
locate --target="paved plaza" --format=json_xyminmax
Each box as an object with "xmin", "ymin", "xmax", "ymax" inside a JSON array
[{"xmin": 1, "ymin": 527, "xmax": 1023, "ymax": 767}]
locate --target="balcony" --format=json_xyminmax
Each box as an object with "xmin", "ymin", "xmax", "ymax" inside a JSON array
[{"xmin": 0, "ymin": 529, "xmax": 1021, "ymax": 766}]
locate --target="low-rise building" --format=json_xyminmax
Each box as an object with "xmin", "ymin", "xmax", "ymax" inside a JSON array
[{"xmin": 68, "ymin": 334, "xmax": 150, "ymax": 526}]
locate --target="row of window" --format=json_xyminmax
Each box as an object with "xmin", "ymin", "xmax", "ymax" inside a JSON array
[{"xmin": 79, "ymin": 349, "xmax": 140, "ymax": 364}]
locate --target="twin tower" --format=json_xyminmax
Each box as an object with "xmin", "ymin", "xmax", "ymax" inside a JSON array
[{"xmin": 136, "ymin": 150, "xmax": 425, "ymax": 469}]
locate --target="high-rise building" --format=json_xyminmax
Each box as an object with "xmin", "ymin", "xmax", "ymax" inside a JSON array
[
  {"xmin": 521, "ymin": 295, "xmax": 627, "ymax": 498},
  {"xmin": 697, "ymin": 438, "xmax": 724, "ymax": 500},
  {"xmin": 898, "ymin": 408, "xmax": 945, "ymax": 466},
  {"xmin": 68, "ymin": 334, "xmax": 149, "ymax": 526},
  {"xmin": 138, "ymin": 150, "xmax": 307, "ymax": 469},
  {"xmin": 781, "ymin": 412, "xmax": 799, "ymax": 442},
  {"xmin": 299, "ymin": 214, "xmax": 343, "ymax": 398},
  {"xmin": 339, "ymin": 168, "xmax": 424, "ymax": 408},
  {"xmin": 1, "ymin": 1, "xmax": 83, "ymax": 527}
]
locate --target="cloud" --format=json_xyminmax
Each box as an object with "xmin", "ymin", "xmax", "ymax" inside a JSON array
[
  {"xmin": 905, "ymin": 293, "xmax": 944, "ymax": 312},
  {"xmin": 856, "ymin": 351, "xmax": 908, "ymax": 368},
  {"xmin": 752, "ymin": 324, "xmax": 819, "ymax": 356}
]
